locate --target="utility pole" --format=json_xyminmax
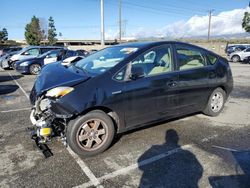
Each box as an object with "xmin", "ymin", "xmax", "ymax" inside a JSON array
[
  {"xmin": 119, "ymin": 0, "xmax": 122, "ymax": 43},
  {"xmin": 207, "ymin": 10, "xmax": 214, "ymax": 41},
  {"xmin": 101, "ymin": 0, "xmax": 105, "ymax": 46}
]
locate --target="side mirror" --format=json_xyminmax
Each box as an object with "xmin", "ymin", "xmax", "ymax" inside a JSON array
[
  {"xmin": 24, "ymin": 52, "xmax": 30, "ymax": 55},
  {"xmin": 46, "ymin": 55, "xmax": 51, "ymax": 58},
  {"xmin": 130, "ymin": 66, "xmax": 145, "ymax": 80}
]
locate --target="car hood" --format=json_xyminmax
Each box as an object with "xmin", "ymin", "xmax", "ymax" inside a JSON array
[{"xmin": 32, "ymin": 62, "xmax": 90, "ymax": 97}]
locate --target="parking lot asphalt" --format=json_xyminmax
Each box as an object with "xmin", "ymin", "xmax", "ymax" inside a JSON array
[{"xmin": 0, "ymin": 63, "xmax": 250, "ymax": 188}]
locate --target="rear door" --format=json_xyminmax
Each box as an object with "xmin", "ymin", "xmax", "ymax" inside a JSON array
[{"xmin": 174, "ymin": 43, "xmax": 214, "ymax": 114}]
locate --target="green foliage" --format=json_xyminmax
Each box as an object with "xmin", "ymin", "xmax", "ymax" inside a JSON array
[
  {"xmin": 0, "ymin": 28, "xmax": 8, "ymax": 43},
  {"xmin": 25, "ymin": 16, "xmax": 43, "ymax": 45},
  {"xmin": 242, "ymin": 12, "xmax": 250, "ymax": 33},
  {"xmin": 47, "ymin": 16, "xmax": 57, "ymax": 45}
]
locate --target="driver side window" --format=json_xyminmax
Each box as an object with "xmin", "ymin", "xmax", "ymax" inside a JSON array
[{"xmin": 131, "ymin": 45, "xmax": 173, "ymax": 76}]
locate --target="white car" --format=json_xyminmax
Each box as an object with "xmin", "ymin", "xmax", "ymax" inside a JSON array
[
  {"xmin": 229, "ymin": 47, "xmax": 250, "ymax": 62},
  {"xmin": 61, "ymin": 56, "xmax": 85, "ymax": 66}
]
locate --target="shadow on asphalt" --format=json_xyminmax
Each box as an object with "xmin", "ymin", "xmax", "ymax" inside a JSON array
[
  {"xmin": 138, "ymin": 129, "xmax": 203, "ymax": 187},
  {"xmin": 0, "ymin": 84, "xmax": 19, "ymax": 95},
  {"xmin": 209, "ymin": 150, "xmax": 250, "ymax": 188},
  {"xmin": 0, "ymin": 75, "xmax": 23, "ymax": 82},
  {"xmin": 230, "ymin": 85, "xmax": 250, "ymax": 99}
]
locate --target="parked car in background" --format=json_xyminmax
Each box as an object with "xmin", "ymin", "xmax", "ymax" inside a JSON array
[
  {"xmin": 44, "ymin": 49, "xmax": 79, "ymax": 65},
  {"xmin": 29, "ymin": 41, "xmax": 233, "ymax": 157},
  {"xmin": 61, "ymin": 56, "xmax": 85, "ymax": 66},
  {"xmin": 15, "ymin": 49, "xmax": 81, "ymax": 74},
  {"xmin": 229, "ymin": 47, "xmax": 250, "ymax": 62},
  {"xmin": 0, "ymin": 46, "xmax": 22, "ymax": 57},
  {"xmin": 75, "ymin": 49, "xmax": 89, "ymax": 57},
  {"xmin": 9, "ymin": 46, "xmax": 63, "ymax": 68},
  {"xmin": 0, "ymin": 51, "xmax": 21, "ymax": 69},
  {"xmin": 89, "ymin": 49, "xmax": 98, "ymax": 54}
]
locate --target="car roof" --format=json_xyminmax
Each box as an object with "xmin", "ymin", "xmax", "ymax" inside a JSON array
[
  {"xmin": 113, "ymin": 41, "xmax": 209, "ymax": 52},
  {"xmin": 26, "ymin": 45, "xmax": 63, "ymax": 49}
]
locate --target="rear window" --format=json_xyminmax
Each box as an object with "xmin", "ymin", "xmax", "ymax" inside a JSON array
[{"xmin": 176, "ymin": 45, "xmax": 206, "ymax": 70}]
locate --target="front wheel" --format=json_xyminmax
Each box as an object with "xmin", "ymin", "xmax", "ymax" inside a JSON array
[
  {"xmin": 203, "ymin": 88, "xmax": 226, "ymax": 117},
  {"xmin": 231, "ymin": 55, "xmax": 240, "ymax": 63},
  {"xmin": 67, "ymin": 110, "xmax": 115, "ymax": 157},
  {"xmin": 29, "ymin": 64, "xmax": 41, "ymax": 75}
]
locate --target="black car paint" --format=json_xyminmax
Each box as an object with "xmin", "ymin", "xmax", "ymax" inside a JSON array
[{"xmin": 30, "ymin": 41, "xmax": 233, "ymax": 133}]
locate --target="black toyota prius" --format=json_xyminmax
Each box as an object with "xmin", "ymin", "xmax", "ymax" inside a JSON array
[{"xmin": 29, "ymin": 41, "xmax": 233, "ymax": 157}]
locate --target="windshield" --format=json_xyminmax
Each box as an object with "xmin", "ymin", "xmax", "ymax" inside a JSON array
[{"xmin": 74, "ymin": 46, "xmax": 138, "ymax": 75}]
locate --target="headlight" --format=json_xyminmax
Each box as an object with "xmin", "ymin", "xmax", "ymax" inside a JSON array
[
  {"xmin": 45, "ymin": 87, "xmax": 74, "ymax": 98},
  {"xmin": 20, "ymin": 61, "xmax": 29, "ymax": 66}
]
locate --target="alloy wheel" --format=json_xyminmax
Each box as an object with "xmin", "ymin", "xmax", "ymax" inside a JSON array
[
  {"xmin": 76, "ymin": 119, "xmax": 107, "ymax": 151},
  {"xmin": 30, "ymin": 64, "xmax": 41, "ymax": 74}
]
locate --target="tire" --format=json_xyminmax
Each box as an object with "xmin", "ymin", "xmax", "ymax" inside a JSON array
[
  {"xmin": 29, "ymin": 64, "xmax": 41, "ymax": 75},
  {"xmin": 12, "ymin": 62, "xmax": 17, "ymax": 70},
  {"xmin": 231, "ymin": 55, "xmax": 240, "ymax": 63},
  {"xmin": 67, "ymin": 110, "xmax": 115, "ymax": 157},
  {"xmin": 203, "ymin": 88, "xmax": 226, "ymax": 117},
  {"xmin": 9, "ymin": 61, "xmax": 16, "ymax": 69}
]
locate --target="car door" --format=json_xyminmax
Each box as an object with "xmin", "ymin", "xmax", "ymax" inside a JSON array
[
  {"xmin": 121, "ymin": 45, "xmax": 179, "ymax": 128},
  {"xmin": 174, "ymin": 43, "xmax": 214, "ymax": 115},
  {"xmin": 44, "ymin": 50, "xmax": 60, "ymax": 65}
]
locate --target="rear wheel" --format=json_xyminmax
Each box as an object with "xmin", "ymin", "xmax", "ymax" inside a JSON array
[
  {"xmin": 203, "ymin": 88, "xmax": 226, "ymax": 117},
  {"xmin": 29, "ymin": 64, "xmax": 41, "ymax": 75},
  {"xmin": 67, "ymin": 110, "xmax": 115, "ymax": 157}
]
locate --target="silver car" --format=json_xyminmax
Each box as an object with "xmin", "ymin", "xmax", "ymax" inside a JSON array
[{"xmin": 229, "ymin": 47, "xmax": 250, "ymax": 62}]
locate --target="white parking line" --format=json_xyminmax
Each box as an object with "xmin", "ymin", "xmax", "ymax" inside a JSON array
[
  {"xmin": 67, "ymin": 148, "xmax": 103, "ymax": 188},
  {"xmin": 212, "ymin": 145, "xmax": 238, "ymax": 152},
  {"xmin": 7, "ymin": 72, "xmax": 103, "ymax": 187},
  {"xmin": 75, "ymin": 144, "xmax": 192, "ymax": 188},
  {"xmin": 1, "ymin": 107, "xmax": 30, "ymax": 113},
  {"xmin": 8, "ymin": 72, "xmax": 30, "ymax": 99}
]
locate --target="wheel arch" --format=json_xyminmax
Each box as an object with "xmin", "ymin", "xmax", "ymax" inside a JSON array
[
  {"xmin": 231, "ymin": 54, "xmax": 241, "ymax": 61},
  {"xmin": 78, "ymin": 106, "xmax": 122, "ymax": 133}
]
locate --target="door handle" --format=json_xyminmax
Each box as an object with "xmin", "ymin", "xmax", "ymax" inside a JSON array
[{"xmin": 167, "ymin": 80, "xmax": 177, "ymax": 87}]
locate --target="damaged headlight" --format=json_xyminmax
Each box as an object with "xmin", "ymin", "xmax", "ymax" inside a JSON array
[{"xmin": 45, "ymin": 87, "xmax": 74, "ymax": 98}]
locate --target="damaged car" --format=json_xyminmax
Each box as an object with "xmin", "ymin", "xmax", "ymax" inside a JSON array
[{"xmin": 29, "ymin": 41, "xmax": 233, "ymax": 157}]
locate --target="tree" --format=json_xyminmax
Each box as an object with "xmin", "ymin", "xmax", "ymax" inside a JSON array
[
  {"xmin": 242, "ymin": 11, "xmax": 250, "ymax": 33},
  {"xmin": 0, "ymin": 28, "xmax": 8, "ymax": 43},
  {"xmin": 47, "ymin": 16, "xmax": 57, "ymax": 45},
  {"xmin": 25, "ymin": 16, "xmax": 43, "ymax": 45}
]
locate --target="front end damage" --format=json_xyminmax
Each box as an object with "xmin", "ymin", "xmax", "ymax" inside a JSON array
[{"xmin": 30, "ymin": 96, "xmax": 74, "ymax": 157}]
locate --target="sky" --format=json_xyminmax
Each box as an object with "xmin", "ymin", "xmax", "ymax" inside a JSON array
[{"xmin": 1, "ymin": 0, "xmax": 250, "ymax": 40}]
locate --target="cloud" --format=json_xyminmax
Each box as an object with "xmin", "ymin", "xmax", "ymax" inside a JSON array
[{"xmin": 127, "ymin": 7, "xmax": 250, "ymax": 39}]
